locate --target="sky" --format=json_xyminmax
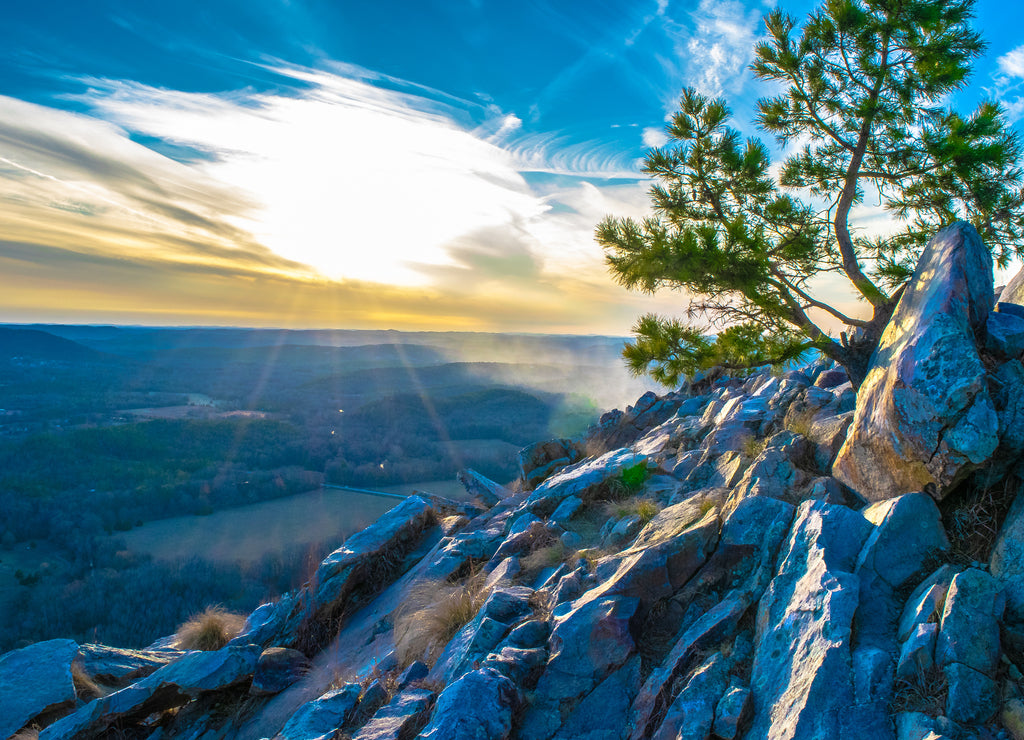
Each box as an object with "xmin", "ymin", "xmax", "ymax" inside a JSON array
[{"xmin": 2, "ymin": 0, "xmax": 1024, "ymax": 334}]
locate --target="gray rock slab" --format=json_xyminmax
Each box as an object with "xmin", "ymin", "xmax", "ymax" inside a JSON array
[
  {"xmin": 76, "ymin": 643, "xmax": 184, "ymax": 685},
  {"xmin": 314, "ymin": 496, "xmax": 434, "ymax": 609},
  {"xmin": 484, "ymin": 556, "xmax": 520, "ymax": 590},
  {"xmin": 936, "ymin": 568, "xmax": 1004, "ymax": 675},
  {"xmin": 251, "ymin": 647, "xmax": 310, "ymax": 696},
  {"xmin": 944, "ymin": 661, "xmax": 999, "ymax": 724},
  {"xmin": 275, "ymin": 683, "xmax": 361, "ymax": 740},
  {"xmin": 552, "ymin": 656, "xmax": 642, "ymax": 740},
  {"xmin": 604, "ymin": 514, "xmax": 643, "ymax": 548},
  {"xmin": 526, "ymin": 448, "xmax": 647, "ymax": 515},
  {"xmin": 896, "ymin": 623, "xmax": 938, "ymax": 681},
  {"xmin": 991, "ymin": 486, "xmax": 1024, "ymax": 620},
  {"xmin": 519, "ymin": 438, "xmax": 582, "ymax": 488},
  {"xmin": 747, "ymin": 501, "xmax": 874, "ymax": 740},
  {"xmin": 457, "ymin": 468, "xmax": 510, "ymax": 507},
  {"xmin": 353, "ymin": 688, "xmax": 435, "ymax": 740},
  {"xmin": 581, "ymin": 490, "xmax": 724, "ymax": 619},
  {"xmin": 428, "ymin": 586, "xmax": 532, "ymax": 686},
  {"xmin": 416, "ymin": 667, "xmax": 517, "ymax": 740},
  {"xmin": 859, "ymin": 492, "xmax": 949, "ymax": 591},
  {"xmin": 713, "ymin": 680, "xmax": 752, "ymax": 740},
  {"xmin": 985, "ymin": 310, "xmax": 1024, "ymax": 358},
  {"xmin": 629, "ymin": 592, "xmax": 748, "ymax": 740},
  {"xmin": 834, "ymin": 222, "xmax": 998, "ymax": 501},
  {"xmin": 649, "ymin": 652, "xmax": 730, "ymax": 740},
  {"xmin": 550, "ymin": 495, "xmax": 583, "ymax": 526},
  {"xmin": 41, "ymin": 644, "xmax": 260, "ymax": 739},
  {"xmin": 807, "ymin": 411, "xmax": 854, "ymax": 470},
  {"xmin": 990, "ymin": 360, "xmax": 1024, "ymax": 477},
  {"xmin": 898, "ymin": 565, "xmax": 957, "ymax": 643},
  {"xmin": 729, "ymin": 446, "xmax": 810, "ymax": 504},
  {"xmin": 0, "ymin": 639, "xmax": 78, "ymax": 739},
  {"xmin": 843, "ymin": 646, "xmax": 895, "ymax": 739},
  {"xmin": 519, "ymin": 595, "xmax": 639, "ymax": 740}
]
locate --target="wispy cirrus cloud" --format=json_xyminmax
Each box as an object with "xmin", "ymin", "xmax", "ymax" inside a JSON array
[
  {"xmin": 652, "ymin": 0, "xmax": 765, "ymax": 112},
  {"xmin": 993, "ymin": 45, "xmax": 1024, "ymax": 123}
]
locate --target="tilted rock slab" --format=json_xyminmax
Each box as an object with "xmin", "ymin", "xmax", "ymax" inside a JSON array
[
  {"xmin": 243, "ymin": 495, "xmax": 435, "ymax": 649},
  {"xmin": 748, "ymin": 500, "xmax": 874, "ymax": 740},
  {"xmin": 41, "ymin": 644, "xmax": 261, "ymax": 739},
  {"xmin": 75, "ymin": 643, "xmax": 185, "ymax": 686},
  {"xmin": 0, "ymin": 638, "xmax": 78, "ymax": 739},
  {"xmin": 833, "ymin": 222, "xmax": 997, "ymax": 501}
]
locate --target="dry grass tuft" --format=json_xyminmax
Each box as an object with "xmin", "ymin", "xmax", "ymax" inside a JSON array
[
  {"xmin": 783, "ymin": 406, "xmax": 816, "ymax": 438},
  {"xmin": 519, "ymin": 542, "xmax": 568, "ymax": 584},
  {"xmin": 175, "ymin": 606, "xmax": 246, "ymax": 651},
  {"xmin": 742, "ymin": 435, "xmax": 767, "ymax": 459},
  {"xmin": 394, "ymin": 573, "xmax": 487, "ymax": 667},
  {"xmin": 891, "ymin": 669, "xmax": 947, "ymax": 717},
  {"xmin": 71, "ymin": 661, "xmax": 108, "ymax": 702},
  {"xmin": 604, "ymin": 496, "xmax": 661, "ymax": 525},
  {"xmin": 10, "ymin": 728, "xmax": 39, "ymax": 740},
  {"xmin": 942, "ymin": 474, "xmax": 1019, "ymax": 565}
]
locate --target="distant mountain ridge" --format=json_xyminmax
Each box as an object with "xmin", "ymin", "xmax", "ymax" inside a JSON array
[{"xmin": 0, "ymin": 327, "xmax": 100, "ymax": 360}]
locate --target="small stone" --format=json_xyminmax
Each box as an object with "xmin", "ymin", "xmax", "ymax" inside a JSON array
[
  {"xmin": 604, "ymin": 515, "xmax": 643, "ymax": 548},
  {"xmin": 561, "ymin": 530, "xmax": 582, "ymax": 550},
  {"xmin": 1002, "ymin": 696, "xmax": 1024, "ymax": 740},
  {"xmin": 898, "ymin": 565, "xmax": 957, "ymax": 643},
  {"xmin": 896, "ymin": 624, "xmax": 938, "ymax": 681},
  {"xmin": 397, "ymin": 660, "xmax": 429, "ymax": 689},
  {"xmin": 250, "ymin": 647, "xmax": 310, "ymax": 695},
  {"xmin": 505, "ymin": 619, "xmax": 550, "ymax": 649},
  {"xmin": 895, "ymin": 711, "xmax": 937, "ymax": 740},
  {"xmin": 713, "ymin": 680, "xmax": 751, "ymax": 740}
]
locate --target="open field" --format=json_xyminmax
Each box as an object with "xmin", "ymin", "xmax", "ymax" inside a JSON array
[
  {"xmin": 118, "ymin": 477, "xmax": 483, "ymax": 564},
  {"xmin": 119, "ymin": 488, "xmax": 398, "ymax": 563}
]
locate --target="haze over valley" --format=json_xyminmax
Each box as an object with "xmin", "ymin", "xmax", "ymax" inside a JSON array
[{"xmin": 0, "ymin": 324, "xmax": 656, "ymax": 651}]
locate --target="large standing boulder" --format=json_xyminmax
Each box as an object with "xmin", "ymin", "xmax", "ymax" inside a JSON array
[{"xmin": 833, "ymin": 222, "xmax": 998, "ymax": 501}]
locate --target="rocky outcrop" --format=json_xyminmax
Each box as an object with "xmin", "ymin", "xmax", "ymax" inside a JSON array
[
  {"xmin": 13, "ymin": 224, "xmax": 1024, "ymax": 740},
  {"xmin": 834, "ymin": 222, "xmax": 997, "ymax": 501}
]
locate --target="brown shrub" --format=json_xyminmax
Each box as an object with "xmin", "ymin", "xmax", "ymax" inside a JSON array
[{"xmin": 175, "ymin": 606, "xmax": 246, "ymax": 651}]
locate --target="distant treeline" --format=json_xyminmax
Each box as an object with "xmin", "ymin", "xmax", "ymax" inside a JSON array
[
  {"xmin": 1, "ymin": 540, "xmax": 332, "ymax": 650},
  {"xmin": 0, "ymin": 330, "xmax": 610, "ymax": 651}
]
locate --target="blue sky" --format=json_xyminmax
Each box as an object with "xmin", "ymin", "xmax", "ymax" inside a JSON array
[{"xmin": 2, "ymin": 0, "xmax": 1023, "ymax": 332}]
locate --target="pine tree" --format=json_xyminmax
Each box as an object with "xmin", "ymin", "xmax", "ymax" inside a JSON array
[{"xmin": 598, "ymin": 0, "xmax": 1024, "ymax": 388}]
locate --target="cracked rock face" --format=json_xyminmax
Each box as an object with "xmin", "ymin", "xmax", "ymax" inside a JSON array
[{"xmin": 833, "ymin": 222, "xmax": 998, "ymax": 502}]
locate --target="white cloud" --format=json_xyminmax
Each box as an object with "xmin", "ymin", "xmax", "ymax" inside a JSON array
[
  {"xmin": 0, "ymin": 63, "xmax": 698, "ymax": 333},
  {"xmin": 67, "ymin": 67, "xmax": 550, "ymax": 285},
  {"xmin": 999, "ymin": 46, "xmax": 1024, "ymax": 79},
  {"xmin": 642, "ymin": 126, "xmax": 669, "ymax": 148}
]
